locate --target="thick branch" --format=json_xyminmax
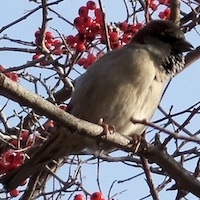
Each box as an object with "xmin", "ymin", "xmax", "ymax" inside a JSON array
[
  {"xmin": 144, "ymin": 145, "xmax": 200, "ymax": 197},
  {"xmin": 169, "ymin": 0, "xmax": 180, "ymax": 25},
  {"xmin": 1, "ymin": 73, "xmax": 200, "ymax": 197},
  {"xmin": 0, "ymin": 73, "xmax": 131, "ymax": 150},
  {"xmin": 185, "ymin": 46, "xmax": 200, "ymax": 68}
]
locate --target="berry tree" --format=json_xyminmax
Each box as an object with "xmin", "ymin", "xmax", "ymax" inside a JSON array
[{"xmin": 0, "ymin": 0, "xmax": 200, "ymax": 199}]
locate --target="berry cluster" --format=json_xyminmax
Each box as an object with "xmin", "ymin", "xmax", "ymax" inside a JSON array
[
  {"xmin": 0, "ymin": 149, "xmax": 25, "ymax": 197},
  {"xmin": 0, "ymin": 150, "xmax": 25, "ymax": 174},
  {"xmin": 31, "ymin": 1, "xmax": 171, "ymax": 69},
  {"xmin": 32, "ymin": 30, "xmax": 63, "ymax": 65},
  {"xmin": 66, "ymin": 1, "xmax": 144, "ymax": 68},
  {"xmin": 0, "ymin": 130, "xmax": 31, "ymax": 178},
  {"xmin": 0, "ymin": 65, "xmax": 19, "ymax": 82},
  {"xmin": 149, "ymin": 0, "xmax": 171, "ymax": 19},
  {"xmin": 77, "ymin": 53, "xmax": 98, "ymax": 69},
  {"xmin": 158, "ymin": 8, "xmax": 171, "ymax": 19},
  {"xmin": 74, "ymin": 192, "xmax": 105, "ymax": 200}
]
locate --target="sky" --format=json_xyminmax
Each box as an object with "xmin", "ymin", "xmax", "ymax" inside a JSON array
[{"xmin": 0, "ymin": 0, "xmax": 200, "ymax": 200}]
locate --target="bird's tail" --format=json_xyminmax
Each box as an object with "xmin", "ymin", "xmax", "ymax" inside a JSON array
[{"xmin": 19, "ymin": 158, "xmax": 65, "ymax": 200}]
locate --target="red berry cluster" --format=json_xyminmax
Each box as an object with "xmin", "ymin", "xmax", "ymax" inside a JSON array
[
  {"xmin": 0, "ymin": 130, "xmax": 30, "ymax": 177},
  {"xmin": 0, "ymin": 65, "xmax": 19, "ymax": 82},
  {"xmin": 159, "ymin": 8, "xmax": 171, "ymax": 19},
  {"xmin": 149, "ymin": 0, "xmax": 171, "ymax": 19},
  {"xmin": 10, "ymin": 129, "xmax": 32, "ymax": 148},
  {"xmin": 0, "ymin": 129, "xmax": 38, "ymax": 197},
  {"xmin": 74, "ymin": 192, "xmax": 105, "ymax": 200},
  {"xmin": 77, "ymin": 53, "xmax": 97, "ymax": 69},
  {"xmin": 9, "ymin": 179, "xmax": 27, "ymax": 197},
  {"xmin": 0, "ymin": 149, "xmax": 26, "ymax": 197},
  {"xmin": 119, "ymin": 22, "xmax": 143, "ymax": 44},
  {"xmin": 68, "ymin": 1, "xmax": 144, "ymax": 69},
  {"xmin": 0, "ymin": 150, "xmax": 25, "ymax": 174},
  {"xmin": 66, "ymin": 1, "xmax": 100, "ymax": 52},
  {"xmin": 32, "ymin": 30, "xmax": 63, "ymax": 65}
]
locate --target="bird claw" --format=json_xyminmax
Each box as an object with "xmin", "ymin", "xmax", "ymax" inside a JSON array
[{"xmin": 98, "ymin": 118, "xmax": 116, "ymax": 136}]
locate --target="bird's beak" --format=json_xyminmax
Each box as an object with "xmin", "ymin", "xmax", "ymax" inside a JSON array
[{"xmin": 175, "ymin": 39, "xmax": 193, "ymax": 52}]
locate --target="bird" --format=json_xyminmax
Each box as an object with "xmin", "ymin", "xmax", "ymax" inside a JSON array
[{"xmin": 1, "ymin": 20, "xmax": 193, "ymax": 194}]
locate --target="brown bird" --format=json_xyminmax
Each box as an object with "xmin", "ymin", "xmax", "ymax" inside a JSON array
[{"xmin": 1, "ymin": 20, "xmax": 193, "ymax": 194}]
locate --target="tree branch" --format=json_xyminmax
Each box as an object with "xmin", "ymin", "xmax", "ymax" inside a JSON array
[
  {"xmin": 143, "ymin": 144, "xmax": 200, "ymax": 197},
  {"xmin": 1, "ymin": 72, "xmax": 200, "ymax": 197}
]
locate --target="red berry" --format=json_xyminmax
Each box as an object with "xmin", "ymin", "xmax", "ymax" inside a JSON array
[
  {"xmin": 21, "ymin": 130, "xmax": 29, "ymax": 141},
  {"xmin": 66, "ymin": 35, "xmax": 76, "ymax": 47},
  {"xmin": 45, "ymin": 31, "xmax": 54, "ymax": 41},
  {"xmin": 4, "ymin": 150, "xmax": 15, "ymax": 163},
  {"xmin": 90, "ymin": 192, "xmax": 104, "ymax": 200},
  {"xmin": 159, "ymin": 0, "xmax": 169, "ymax": 5},
  {"xmin": 35, "ymin": 37, "xmax": 42, "ymax": 45},
  {"xmin": 7, "ymin": 161, "xmax": 21, "ymax": 171},
  {"xmin": 159, "ymin": 11, "xmax": 165, "ymax": 19},
  {"xmin": 86, "ymin": 1, "xmax": 97, "ymax": 10},
  {"xmin": 122, "ymin": 33, "xmax": 132, "ymax": 44},
  {"xmin": 119, "ymin": 21, "xmax": 128, "ymax": 31},
  {"xmin": 94, "ymin": 8, "xmax": 103, "ymax": 19},
  {"xmin": 10, "ymin": 189, "xmax": 19, "ymax": 197},
  {"xmin": 135, "ymin": 23, "xmax": 143, "ymax": 29},
  {"xmin": 52, "ymin": 39, "xmax": 62, "ymax": 47},
  {"xmin": 34, "ymin": 29, "xmax": 41, "ymax": 38},
  {"xmin": 109, "ymin": 32, "xmax": 119, "ymax": 42},
  {"xmin": 11, "ymin": 139, "xmax": 18, "ymax": 147},
  {"xmin": 150, "ymin": 2, "xmax": 158, "ymax": 11},
  {"xmin": 77, "ymin": 57, "xmax": 87, "ymax": 66},
  {"xmin": 32, "ymin": 54, "xmax": 41, "ymax": 60},
  {"xmin": 53, "ymin": 47, "xmax": 63, "ymax": 55},
  {"xmin": 130, "ymin": 25, "xmax": 139, "ymax": 34},
  {"xmin": 74, "ymin": 194, "xmax": 85, "ymax": 200},
  {"xmin": 83, "ymin": 16, "xmax": 93, "ymax": 27},
  {"xmin": 78, "ymin": 6, "xmax": 89, "ymax": 17},
  {"xmin": 45, "ymin": 41, "xmax": 52, "ymax": 50},
  {"xmin": 163, "ymin": 8, "xmax": 171, "ymax": 19},
  {"xmin": 77, "ymin": 26, "xmax": 87, "ymax": 34},
  {"xmin": 14, "ymin": 152, "xmax": 25, "ymax": 164},
  {"xmin": 90, "ymin": 22, "xmax": 101, "ymax": 33},
  {"xmin": 111, "ymin": 41, "xmax": 121, "ymax": 49},
  {"xmin": 86, "ymin": 31, "xmax": 96, "ymax": 42},
  {"xmin": 87, "ymin": 53, "xmax": 96, "ymax": 64},
  {"xmin": 75, "ymin": 33, "xmax": 86, "ymax": 43},
  {"xmin": 75, "ymin": 43, "xmax": 86, "ymax": 52},
  {"xmin": 74, "ymin": 17, "xmax": 84, "ymax": 28}
]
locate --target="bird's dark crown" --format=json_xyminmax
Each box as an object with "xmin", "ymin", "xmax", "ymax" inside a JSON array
[
  {"xmin": 131, "ymin": 20, "xmax": 193, "ymax": 76},
  {"xmin": 131, "ymin": 20, "xmax": 192, "ymax": 53}
]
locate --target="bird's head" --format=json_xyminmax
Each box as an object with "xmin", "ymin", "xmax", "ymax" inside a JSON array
[
  {"xmin": 131, "ymin": 20, "xmax": 193, "ymax": 76},
  {"xmin": 131, "ymin": 20, "xmax": 193, "ymax": 53}
]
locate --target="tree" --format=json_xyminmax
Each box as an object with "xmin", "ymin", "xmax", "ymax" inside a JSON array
[{"xmin": 0, "ymin": 0, "xmax": 200, "ymax": 199}]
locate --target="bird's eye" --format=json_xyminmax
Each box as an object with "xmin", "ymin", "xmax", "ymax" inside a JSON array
[{"xmin": 158, "ymin": 28, "xmax": 184, "ymax": 44}]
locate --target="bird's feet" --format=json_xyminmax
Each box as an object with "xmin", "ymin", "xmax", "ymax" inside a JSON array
[{"xmin": 98, "ymin": 118, "xmax": 116, "ymax": 136}]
